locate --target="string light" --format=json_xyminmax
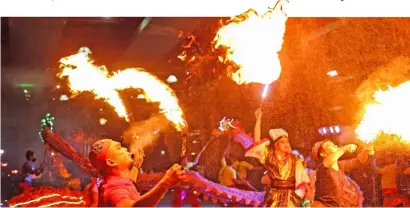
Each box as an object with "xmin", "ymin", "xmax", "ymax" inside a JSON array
[
  {"xmin": 38, "ymin": 200, "xmax": 84, "ymax": 208},
  {"xmin": 38, "ymin": 113, "xmax": 55, "ymax": 142},
  {"xmin": 10, "ymin": 194, "xmax": 83, "ymax": 207},
  {"xmin": 99, "ymin": 118, "xmax": 107, "ymax": 126}
]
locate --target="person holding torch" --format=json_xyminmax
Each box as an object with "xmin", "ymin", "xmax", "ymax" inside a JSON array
[{"xmin": 246, "ymin": 108, "xmax": 311, "ymax": 207}]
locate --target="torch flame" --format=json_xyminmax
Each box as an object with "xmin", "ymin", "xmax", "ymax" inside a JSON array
[
  {"xmin": 213, "ymin": 0, "xmax": 288, "ymax": 85},
  {"xmin": 355, "ymin": 81, "xmax": 410, "ymax": 143},
  {"xmin": 58, "ymin": 51, "xmax": 186, "ymax": 131}
]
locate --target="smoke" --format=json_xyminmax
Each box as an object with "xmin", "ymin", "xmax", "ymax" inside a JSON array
[
  {"xmin": 122, "ymin": 114, "xmax": 170, "ymax": 152},
  {"xmin": 355, "ymin": 57, "xmax": 410, "ymax": 105}
]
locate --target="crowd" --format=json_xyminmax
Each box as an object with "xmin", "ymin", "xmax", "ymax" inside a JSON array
[{"xmin": 16, "ymin": 108, "xmax": 410, "ymax": 207}]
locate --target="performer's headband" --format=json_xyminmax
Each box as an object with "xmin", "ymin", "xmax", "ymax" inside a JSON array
[{"xmin": 89, "ymin": 139, "xmax": 112, "ymax": 172}]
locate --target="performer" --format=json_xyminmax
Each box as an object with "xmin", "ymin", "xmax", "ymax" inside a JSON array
[
  {"xmin": 245, "ymin": 108, "xmax": 311, "ymax": 207},
  {"xmin": 88, "ymin": 139, "xmax": 186, "ymax": 207},
  {"xmin": 218, "ymin": 157, "xmax": 238, "ymax": 188},
  {"xmin": 375, "ymin": 153, "xmax": 410, "ymax": 207},
  {"xmin": 311, "ymin": 139, "xmax": 374, "ymax": 207},
  {"xmin": 232, "ymin": 158, "xmax": 254, "ymax": 180},
  {"xmin": 232, "ymin": 158, "xmax": 257, "ymax": 190},
  {"xmin": 21, "ymin": 150, "xmax": 43, "ymax": 186}
]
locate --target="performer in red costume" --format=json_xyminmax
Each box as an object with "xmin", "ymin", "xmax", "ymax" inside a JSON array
[{"xmin": 88, "ymin": 139, "xmax": 186, "ymax": 207}]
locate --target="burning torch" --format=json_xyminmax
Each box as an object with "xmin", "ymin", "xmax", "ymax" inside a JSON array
[{"xmin": 260, "ymin": 84, "xmax": 270, "ymax": 108}]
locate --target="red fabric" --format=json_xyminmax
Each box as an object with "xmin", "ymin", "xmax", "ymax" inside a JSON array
[
  {"xmin": 381, "ymin": 188, "xmax": 410, "ymax": 207},
  {"xmin": 98, "ymin": 176, "xmax": 141, "ymax": 207},
  {"xmin": 172, "ymin": 187, "xmax": 200, "ymax": 207},
  {"xmin": 382, "ymin": 188, "xmax": 398, "ymax": 196},
  {"xmin": 296, "ymin": 181, "xmax": 307, "ymax": 190},
  {"xmin": 19, "ymin": 183, "xmax": 33, "ymax": 191}
]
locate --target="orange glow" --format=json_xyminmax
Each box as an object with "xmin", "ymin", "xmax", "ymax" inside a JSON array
[
  {"xmin": 213, "ymin": 1, "xmax": 288, "ymax": 85},
  {"xmin": 58, "ymin": 51, "xmax": 186, "ymax": 131},
  {"xmin": 356, "ymin": 81, "xmax": 410, "ymax": 143},
  {"xmin": 99, "ymin": 118, "xmax": 107, "ymax": 125}
]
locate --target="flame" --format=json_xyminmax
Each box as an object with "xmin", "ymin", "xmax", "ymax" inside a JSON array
[
  {"xmin": 58, "ymin": 51, "xmax": 186, "ymax": 131},
  {"xmin": 177, "ymin": 51, "xmax": 187, "ymax": 61},
  {"xmin": 182, "ymin": 34, "xmax": 196, "ymax": 49},
  {"xmin": 177, "ymin": 33, "xmax": 198, "ymax": 64},
  {"xmin": 213, "ymin": 1, "xmax": 288, "ymax": 85},
  {"xmin": 355, "ymin": 81, "xmax": 410, "ymax": 143}
]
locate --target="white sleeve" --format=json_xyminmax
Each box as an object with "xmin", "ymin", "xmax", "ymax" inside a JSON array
[{"xmin": 245, "ymin": 140, "xmax": 269, "ymax": 164}]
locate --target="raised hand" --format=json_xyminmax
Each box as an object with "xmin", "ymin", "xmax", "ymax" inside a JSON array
[
  {"xmin": 363, "ymin": 146, "xmax": 375, "ymax": 156},
  {"xmin": 343, "ymin": 144, "xmax": 358, "ymax": 153},
  {"xmin": 254, "ymin": 108, "xmax": 262, "ymax": 121},
  {"xmin": 159, "ymin": 164, "xmax": 186, "ymax": 189}
]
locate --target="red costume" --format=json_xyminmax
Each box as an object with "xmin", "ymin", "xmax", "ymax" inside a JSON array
[{"xmin": 98, "ymin": 176, "xmax": 141, "ymax": 207}]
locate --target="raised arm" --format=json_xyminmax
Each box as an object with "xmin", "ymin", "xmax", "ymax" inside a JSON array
[
  {"xmin": 253, "ymin": 108, "xmax": 262, "ymax": 144},
  {"xmin": 323, "ymin": 144, "xmax": 357, "ymax": 168},
  {"xmin": 338, "ymin": 145, "xmax": 374, "ymax": 172},
  {"xmin": 116, "ymin": 164, "xmax": 186, "ymax": 207}
]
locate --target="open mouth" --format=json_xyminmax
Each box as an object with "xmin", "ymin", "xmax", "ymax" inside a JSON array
[{"xmin": 130, "ymin": 153, "xmax": 135, "ymax": 160}]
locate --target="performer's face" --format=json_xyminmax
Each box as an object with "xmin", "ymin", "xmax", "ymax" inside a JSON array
[
  {"xmin": 321, "ymin": 141, "xmax": 339, "ymax": 156},
  {"xmin": 106, "ymin": 141, "xmax": 134, "ymax": 170},
  {"xmin": 275, "ymin": 136, "xmax": 292, "ymax": 153}
]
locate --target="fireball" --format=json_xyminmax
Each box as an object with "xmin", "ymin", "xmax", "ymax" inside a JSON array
[
  {"xmin": 213, "ymin": 0, "xmax": 288, "ymax": 85},
  {"xmin": 58, "ymin": 51, "xmax": 186, "ymax": 131},
  {"xmin": 355, "ymin": 81, "xmax": 410, "ymax": 143}
]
